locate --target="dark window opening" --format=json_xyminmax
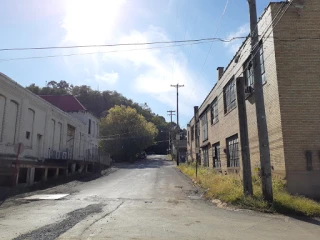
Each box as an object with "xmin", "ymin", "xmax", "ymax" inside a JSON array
[
  {"xmin": 18, "ymin": 168, "xmax": 28, "ymax": 184},
  {"xmin": 226, "ymin": 134, "xmax": 239, "ymax": 168},
  {"xmin": 201, "ymin": 113, "xmax": 208, "ymax": 141},
  {"xmin": 212, "ymin": 142, "xmax": 221, "ymax": 168},
  {"xmin": 243, "ymin": 42, "xmax": 266, "ymax": 88},
  {"xmin": 47, "ymin": 168, "xmax": 56, "ymax": 179},
  {"xmin": 26, "ymin": 131, "xmax": 31, "ymax": 139},
  {"xmin": 223, "ymin": 77, "xmax": 236, "ymax": 114},
  {"xmin": 202, "ymin": 146, "xmax": 209, "ymax": 167},
  {"xmin": 210, "ymin": 98, "xmax": 218, "ymax": 125},
  {"xmin": 191, "ymin": 126, "xmax": 194, "ymax": 141},
  {"xmin": 88, "ymin": 119, "xmax": 92, "ymax": 134},
  {"xmin": 34, "ymin": 168, "xmax": 44, "ymax": 182}
]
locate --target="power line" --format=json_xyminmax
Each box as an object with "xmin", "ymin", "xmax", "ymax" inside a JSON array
[
  {"xmin": 0, "ymin": 41, "xmax": 211, "ymax": 62},
  {"xmin": 0, "ymin": 37, "xmax": 247, "ymax": 52},
  {"xmin": 190, "ymin": 1, "xmax": 293, "ymax": 113}
]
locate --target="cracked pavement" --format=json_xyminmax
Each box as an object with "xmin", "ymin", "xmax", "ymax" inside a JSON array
[{"xmin": 0, "ymin": 155, "xmax": 319, "ymax": 240}]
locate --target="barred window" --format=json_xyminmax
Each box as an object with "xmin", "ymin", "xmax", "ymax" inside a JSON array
[
  {"xmin": 223, "ymin": 77, "xmax": 236, "ymax": 114},
  {"xmin": 226, "ymin": 134, "xmax": 239, "ymax": 168},
  {"xmin": 201, "ymin": 113, "xmax": 208, "ymax": 141},
  {"xmin": 202, "ymin": 146, "xmax": 209, "ymax": 167},
  {"xmin": 210, "ymin": 98, "xmax": 218, "ymax": 125},
  {"xmin": 243, "ymin": 42, "xmax": 266, "ymax": 87},
  {"xmin": 212, "ymin": 142, "xmax": 221, "ymax": 168}
]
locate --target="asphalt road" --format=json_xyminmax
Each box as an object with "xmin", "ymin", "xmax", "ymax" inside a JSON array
[{"xmin": 0, "ymin": 155, "xmax": 319, "ymax": 240}]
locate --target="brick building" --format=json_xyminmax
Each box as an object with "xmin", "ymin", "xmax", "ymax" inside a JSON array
[{"xmin": 187, "ymin": 0, "xmax": 320, "ymax": 198}]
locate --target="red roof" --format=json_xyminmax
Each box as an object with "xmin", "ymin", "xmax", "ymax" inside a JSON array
[{"xmin": 40, "ymin": 95, "xmax": 87, "ymax": 112}]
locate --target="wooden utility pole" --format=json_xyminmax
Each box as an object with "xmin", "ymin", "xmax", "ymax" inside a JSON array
[
  {"xmin": 170, "ymin": 84, "xmax": 184, "ymax": 166},
  {"xmin": 236, "ymin": 77, "xmax": 253, "ymax": 196},
  {"xmin": 248, "ymin": 0, "xmax": 273, "ymax": 203},
  {"xmin": 167, "ymin": 110, "xmax": 176, "ymax": 156}
]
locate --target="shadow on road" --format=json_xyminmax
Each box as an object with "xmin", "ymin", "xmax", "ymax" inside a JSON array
[
  {"xmin": 115, "ymin": 156, "xmax": 174, "ymax": 169},
  {"xmin": 286, "ymin": 214, "xmax": 320, "ymax": 226}
]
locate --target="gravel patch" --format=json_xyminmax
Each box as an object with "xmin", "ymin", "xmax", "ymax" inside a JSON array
[{"xmin": 14, "ymin": 204, "xmax": 104, "ymax": 240}]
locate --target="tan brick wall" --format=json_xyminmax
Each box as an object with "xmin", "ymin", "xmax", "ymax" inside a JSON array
[
  {"xmin": 273, "ymin": 0, "xmax": 320, "ymax": 198},
  {"xmin": 187, "ymin": 3, "xmax": 286, "ymax": 177}
]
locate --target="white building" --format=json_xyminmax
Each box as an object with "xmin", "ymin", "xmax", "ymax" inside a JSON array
[{"xmin": 0, "ymin": 72, "xmax": 104, "ymax": 186}]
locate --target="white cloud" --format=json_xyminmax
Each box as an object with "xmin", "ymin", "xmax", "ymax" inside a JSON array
[
  {"xmin": 224, "ymin": 23, "xmax": 250, "ymax": 54},
  {"xmin": 102, "ymin": 26, "xmax": 209, "ymax": 116},
  {"xmin": 94, "ymin": 72, "xmax": 119, "ymax": 85}
]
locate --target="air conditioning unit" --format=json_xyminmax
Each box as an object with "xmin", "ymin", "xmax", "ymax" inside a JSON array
[
  {"xmin": 55, "ymin": 151, "xmax": 61, "ymax": 159},
  {"xmin": 62, "ymin": 152, "xmax": 67, "ymax": 160},
  {"xmin": 245, "ymin": 86, "xmax": 254, "ymax": 94}
]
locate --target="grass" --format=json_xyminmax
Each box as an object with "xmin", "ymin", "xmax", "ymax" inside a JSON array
[{"xmin": 178, "ymin": 163, "xmax": 320, "ymax": 217}]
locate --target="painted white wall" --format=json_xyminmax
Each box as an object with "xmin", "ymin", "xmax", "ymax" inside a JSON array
[{"xmin": 0, "ymin": 73, "xmax": 99, "ymax": 162}]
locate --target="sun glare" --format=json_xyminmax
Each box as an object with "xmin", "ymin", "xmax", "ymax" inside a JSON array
[{"xmin": 63, "ymin": 0, "xmax": 126, "ymax": 44}]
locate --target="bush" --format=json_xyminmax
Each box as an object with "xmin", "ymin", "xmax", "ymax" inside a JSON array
[{"xmin": 178, "ymin": 164, "xmax": 320, "ymax": 217}]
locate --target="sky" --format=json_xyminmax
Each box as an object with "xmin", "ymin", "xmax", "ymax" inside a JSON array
[{"xmin": 0, "ymin": 0, "xmax": 280, "ymax": 128}]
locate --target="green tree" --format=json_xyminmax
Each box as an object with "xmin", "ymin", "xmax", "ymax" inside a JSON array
[
  {"xmin": 26, "ymin": 81, "xmax": 170, "ymax": 154},
  {"xmin": 100, "ymin": 105, "xmax": 158, "ymax": 161}
]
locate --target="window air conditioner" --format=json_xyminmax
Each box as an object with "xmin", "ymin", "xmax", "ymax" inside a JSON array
[{"xmin": 245, "ymin": 86, "xmax": 254, "ymax": 94}]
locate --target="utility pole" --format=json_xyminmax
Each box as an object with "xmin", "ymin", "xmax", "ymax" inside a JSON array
[
  {"xmin": 248, "ymin": 0, "xmax": 273, "ymax": 203},
  {"xmin": 236, "ymin": 77, "xmax": 253, "ymax": 196},
  {"xmin": 170, "ymin": 84, "xmax": 184, "ymax": 166},
  {"xmin": 167, "ymin": 110, "xmax": 176, "ymax": 156}
]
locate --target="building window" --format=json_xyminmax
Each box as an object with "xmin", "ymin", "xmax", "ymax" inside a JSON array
[
  {"xmin": 202, "ymin": 146, "xmax": 209, "ymax": 167},
  {"xmin": 191, "ymin": 126, "xmax": 194, "ymax": 141},
  {"xmin": 244, "ymin": 58, "xmax": 254, "ymax": 87},
  {"xmin": 260, "ymin": 43, "xmax": 266, "ymax": 84},
  {"xmin": 210, "ymin": 98, "xmax": 218, "ymax": 125},
  {"xmin": 243, "ymin": 42, "xmax": 266, "ymax": 87},
  {"xmin": 26, "ymin": 108, "xmax": 35, "ymax": 147},
  {"xmin": 51, "ymin": 119, "xmax": 56, "ymax": 149},
  {"xmin": 212, "ymin": 142, "xmax": 221, "ymax": 168},
  {"xmin": 26, "ymin": 131, "xmax": 31, "ymax": 139},
  {"xmin": 92, "ymin": 121, "xmax": 96, "ymax": 137},
  {"xmin": 201, "ymin": 113, "xmax": 208, "ymax": 142},
  {"xmin": 96, "ymin": 122, "xmax": 99, "ymax": 137},
  {"xmin": 223, "ymin": 77, "xmax": 236, "ymax": 114},
  {"xmin": 57, "ymin": 122, "xmax": 62, "ymax": 150},
  {"xmin": 7, "ymin": 100, "xmax": 19, "ymax": 144},
  {"xmin": 226, "ymin": 134, "xmax": 239, "ymax": 168},
  {"xmin": 88, "ymin": 119, "xmax": 91, "ymax": 134},
  {"xmin": 0, "ymin": 95, "xmax": 6, "ymax": 141}
]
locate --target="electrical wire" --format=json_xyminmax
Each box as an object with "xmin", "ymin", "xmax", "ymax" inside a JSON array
[
  {"xmin": 189, "ymin": 1, "xmax": 292, "ymax": 115},
  {"xmin": 185, "ymin": 1, "xmax": 296, "ymax": 136},
  {"xmin": 186, "ymin": 0, "xmax": 230, "ymax": 102},
  {"xmin": 0, "ymin": 36, "xmax": 247, "ymax": 52},
  {"xmin": 0, "ymin": 41, "xmax": 211, "ymax": 62}
]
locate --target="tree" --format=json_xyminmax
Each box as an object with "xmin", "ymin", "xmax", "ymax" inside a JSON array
[
  {"xmin": 100, "ymin": 105, "xmax": 158, "ymax": 161},
  {"xmin": 26, "ymin": 81, "xmax": 170, "ymax": 154}
]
